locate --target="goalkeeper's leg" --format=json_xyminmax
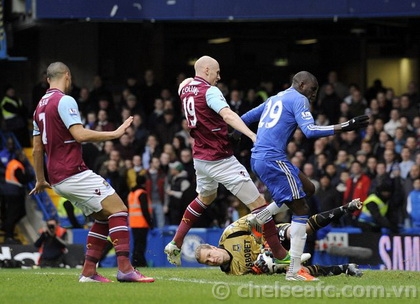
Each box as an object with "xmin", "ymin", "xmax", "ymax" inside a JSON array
[
  {"xmin": 305, "ymin": 264, "xmax": 363, "ymax": 277},
  {"xmin": 307, "ymin": 199, "xmax": 363, "ymax": 233}
]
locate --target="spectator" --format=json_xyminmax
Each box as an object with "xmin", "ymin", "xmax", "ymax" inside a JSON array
[
  {"xmin": 318, "ymin": 70, "xmax": 349, "ymax": 101},
  {"xmin": 334, "ymin": 149, "xmax": 353, "ymax": 174},
  {"xmin": 406, "ymin": 178, "xmax": 420, "ymax": 229},
  {"xmin": 398, "ymin": 116, "xmax": 415, "ymax": 138},
  {"xmin": 101, "ymin": 159, "xmax": 129, "ymax": 204},
  {"xmin": 2, "ymin": 150, "xmax": 30, "ymax": 244},
  {"xmin": 366, "ymin": 156, "xmax": 379, "ymax": 180},
  {"xmin": 324, "ymin": 163, "xmax": 340, "ymax": 187},
  {"xmin": 165, "ymin": 161, "xmax": 191, "ymax": 225},
  {"xmin": 159, "ymin": 152, "xmax": 170, "ymax": 175},
  {"xmin": 365, "ymin": 98, "xmax": 388, "ymax": 123},
  {"xmin": 368, "ymin": 162, "xmax": 388, "ymax": 194},
  {"xmin": 0, "ymin": 136, "xmax": 16, "ymax": 169},
  {"xmin": 139, "ymin": 69, "xmax": 162, "ymax": 117},
  {"xmin": 34, "ymin": 218, "xmax": 68, "ymax": 268},
  {"xmin": 302, "ymin": 163, "xmax": 320, "ymax": 193},
  {"xmin": 373, "ymin": 131, "xmax": 391, "ymax": 161},
  {"xmin": 355, "ymin": 150, "xmax": 368, "ymax": 167},
  {"xmin": 405, "ymin": 81, "xmax": 420, "ymax": 108},
  {"xmin": 338, "ymin": 131, "xmax": 361, "ymax": 156},
  {"xmin": 145, "ymin": 156, "xmax": 167, "ymax": 228},
  {"xmin": 76, "ymin": 87, "xmax": 93, "ymax": 117},
  {"xmin": 114, "ymin": 133, "xmax": 135, "ymax": 161},
  {"xmin": 126, "ymin": 155, "xmax": 147, "ymax": 190},
  {"xmin": 405, "ymin": 136, "xmax": 418, "ymax": 160},
  {"xmin": 399, "ymin": 147, "xmax": 415, "ymax": 179},
  {"xmin": 384, "ymin": 109, "xmax": 401, "ymax": 138},
  {"xmin": 141, "ymin": 134, "xmax": 162, "ymax": 170},
  {"xmin": 163, "ymin": 143, "xmax": 178, "ymax": 163},
  {"xmin": 383, "ymin": 149, "xmax": 400, "ymax": 178},
  {"xmin": 154, "ymin": 109, "xmax": 180, "ymax": 145},
  {"xmin": 127, "ymin": 174, "xmax": 153, "ymax": 267},
  {"xmin": 84, "ymin": 111, "xmax": 97, "ymax": 130},
  {"xmin": 393, "ymin": 127, "xmax": 406, "ymax": 154},
  {"xmin": 179, "ymin": 147, "xmax": 195, "ymax": 183},
  {"xmin": 402, "ymin": 164, "xmax": 420, "ymax": 203},
  {"xmin": 175, "ymin": 118, "xmax": 193, "ymax": 148},
  {"xmin": 94, "ymin": 109, "xmax": 116, "ymax": 132},
  {"xmin": 229, "ymin": 89, "xmax": 250, "ymax": 116},
  {"xmin": 347, "ymin": 88, "xmax": 367, "ymax": 118},
  {"xmin": 365, "ymin": 79, "xmax": 386, "ymax": 104},
  {"xmin": 98, "ymin": 149, "xmax": 127, "ymax": 179},
  {"xmin": 92, "ymin": 140, "xmax": 114, "ymax": 174},
  {"xmin": 314, "ymin": 152, "xmax": 329, "ymax": 179},
  {"xmin": 131, "ymin": 114, "xmax": 149, "ymax": 154},
  {"xmin": 357, "ymin": 178, "xmax": 398, "ymax": 233},
  {"xmin": 121, "ymin": 73, "xmax": 141, "ymax": 101},
  {"xmin": 315, "ymin": 174, "xmax": 342, "ymax": 215},
  {"xmin": 172, "ymin": 135, "xmax": 187, "ymax": 160},
  {"xmin": 342, "ymin": 161, "xmax": 371, "ymax": 226},
  {"xmin": 147, "ymin": 98, "xmax": 165, "ymax": 130},
  {"xmin": 399, "ymin": 94, "xmax": 418, "ymax": 124},
  {"xmin": 1, "ymin": 85, "xmax": 31, "ymax": 147},
  {"xmin": 317, "ymin": 84, "xmax": 341, "ymax": 124},
  {"xmin": 125, "ymin": 94, "xmax": 144, "ymax": 117},
  {"xmin": 89, "ymin": 75, "xmax": 113, "ymax": 111}
]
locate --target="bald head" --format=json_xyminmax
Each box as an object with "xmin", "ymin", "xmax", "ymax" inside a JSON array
[
  {"xmin": 292, "ymin": 71, "xmax": 319, "ymax": 101},
  {"xmin": 194, "ymin": 56, "xmax": 221, "ymax": 85},
  {"xmin": 47, "ymin": 62, "xmax": 70, "ymax": 81},
  {"xmin": 292, "ymin": 71, "xmax": 317, "ymax": 88},
  {"xmin": 46, "ymin": 62, "xmax": 72, "ymax": 93}
]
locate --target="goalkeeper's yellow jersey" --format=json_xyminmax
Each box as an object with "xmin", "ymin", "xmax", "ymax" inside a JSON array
[
  {"xmin": 219, "ymin": 216, "xmax": 291, "ymax": 275},
  {"xmin": 219, "ymin": 216, "xmax": 263, "ymax": 275}
]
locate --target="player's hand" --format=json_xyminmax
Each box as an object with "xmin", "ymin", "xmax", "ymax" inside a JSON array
[
  {"xmin": 29, "ymin": 180, "xmax": 52, "ymax": 195},
  {"xmin": 228, "ymin": 131, "xmax": 241, "ymax": 149},
  {"xmin": 115, "ymin": 116, "xmax": 134, "ymax": 138},
  {"xmin": 340, "ymin": 115, "xmax": 369, "ymax": 132},
  {"xmin": 251, "ymin": 255, "xmax": 270, "ymax": 274}
]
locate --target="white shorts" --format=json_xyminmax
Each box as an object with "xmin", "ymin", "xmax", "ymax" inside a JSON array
[
  {"xmin": 194, "ymin": 156, "xmax": 260, "ymax": 205},
  {"xmin": 53, "ymin": 170, "xmax": 115, "ymax": 216}
]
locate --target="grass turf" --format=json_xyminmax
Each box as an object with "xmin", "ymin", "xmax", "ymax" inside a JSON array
[{"xmin": 1, "ymin": 267, "xmax": 420, "ymax": 303}]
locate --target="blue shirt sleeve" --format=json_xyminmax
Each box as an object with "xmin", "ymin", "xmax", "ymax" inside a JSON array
[
  {"xmin": 58, "ymin": 95, "xmax": 83, "ymax": 129},
  {"xmin": 206, "ymin": 86, "xmax": 229, "ymax": 113},
  {"xmin": 241, "ymin": 102, "xmax": 266, "ymax": 126},
  {"xmin": 294, "ymin": 95, "xmax": 334, "ymax": 138}
]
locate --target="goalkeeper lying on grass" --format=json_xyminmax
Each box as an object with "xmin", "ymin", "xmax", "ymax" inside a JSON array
[{"xmin": 195, "ymin": 199, "xmax": 363, "ymax": 277}]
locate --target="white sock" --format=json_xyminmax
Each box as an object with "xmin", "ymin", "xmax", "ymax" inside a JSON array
[
  {"xmin": 255, "ymin": 202, "xmax": 285, "ymax": 224},
  {"xmin": 288, "ymin": 216, "xmax": 308, "ymax": 274}
]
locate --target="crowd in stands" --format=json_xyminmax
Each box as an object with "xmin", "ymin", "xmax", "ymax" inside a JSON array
[{"xmin": 1, "ymin": 68, "xmax": 420, "ymax": 245}]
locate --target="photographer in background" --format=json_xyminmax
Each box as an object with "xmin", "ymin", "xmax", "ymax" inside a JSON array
[{"xmin": 34, "ymin": 219, "xmax": 68, "ymax": 268}]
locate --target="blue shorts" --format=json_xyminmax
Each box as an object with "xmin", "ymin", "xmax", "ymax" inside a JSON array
[{"xmin": 251, "ymin": 158, "xmax": 306, "ymax": 206}]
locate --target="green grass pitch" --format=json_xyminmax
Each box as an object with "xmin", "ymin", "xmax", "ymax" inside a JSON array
[{"xmin": 1, "ymin": 267, "xmax": 420, "ymax": 303}]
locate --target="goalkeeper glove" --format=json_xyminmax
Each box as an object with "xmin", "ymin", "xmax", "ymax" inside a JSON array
[
  {"xmin": 251, "ymin": 255, "xmax": 270, "ymax": 274},
  {"xmin": 340, "ymin": 115, "xmax": 369, "ymax": 132}
]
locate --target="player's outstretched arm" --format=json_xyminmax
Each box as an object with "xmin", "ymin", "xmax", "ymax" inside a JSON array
[
  {"xmin": 69, "ymin": 116, "xmax": 134, "ymax": 143},
  {"xmin": 219, "ymin": 107, "xmax": 257, "ymax": 143}
]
